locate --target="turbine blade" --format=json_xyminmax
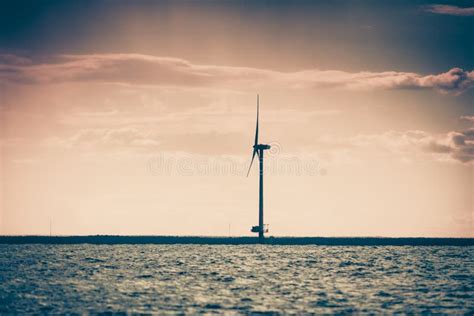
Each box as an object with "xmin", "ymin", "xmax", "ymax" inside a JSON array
[
  {"xmin": 246, "ymin": 149, "xmax": 257, "ymax": 177},
  {"xmin": 254, "ymin": 95, "xmax": 259, "ymax": 146}
]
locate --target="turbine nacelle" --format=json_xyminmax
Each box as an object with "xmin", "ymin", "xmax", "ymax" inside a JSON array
[{"xmin": 253, "ymin": 144, "xmax": 271, "ymax": 151}]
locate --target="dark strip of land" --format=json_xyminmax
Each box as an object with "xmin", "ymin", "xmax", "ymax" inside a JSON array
[{"xmin": 0, "ymin": 236, "xmax": 472, "ymax": 246}]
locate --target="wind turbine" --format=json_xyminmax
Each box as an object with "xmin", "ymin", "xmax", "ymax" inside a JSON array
[{"xmin": 247, "ymin": 95, "xmax": 271, "ymax": 241}]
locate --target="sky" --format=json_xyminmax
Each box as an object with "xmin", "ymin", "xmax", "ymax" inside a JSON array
[{"xmin": 0, "ymin": 0, "xmax": 473, "ymax": 237}]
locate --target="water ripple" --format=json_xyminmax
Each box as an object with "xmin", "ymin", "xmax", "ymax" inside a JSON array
[{"xmin": 0, "ymin": 245, "xmax": 472, "ymax": 313}]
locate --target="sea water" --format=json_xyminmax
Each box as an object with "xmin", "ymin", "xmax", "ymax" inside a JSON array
[{"xmin": 0, "ymin": 245, "xmax": 472, "ymax": 314}]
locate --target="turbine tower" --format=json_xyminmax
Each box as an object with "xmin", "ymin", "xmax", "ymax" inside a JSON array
[{"xmin": 247, "ymin": 95, "xmax": 271, "ymax": 242}]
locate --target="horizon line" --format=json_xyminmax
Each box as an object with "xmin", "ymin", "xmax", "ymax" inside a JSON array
[{"xmin": 1, "ymin": 235, "xmax": 472, "ymax": 246}]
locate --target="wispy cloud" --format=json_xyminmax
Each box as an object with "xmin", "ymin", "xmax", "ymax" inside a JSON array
[
  {"xmin": 44, "ymin": 124, "xmax": 474, "ymax": 164},
  {"xmin": 317, "ymin": 128, "xmax": 474, "ymax": 164},
  {"xmin": 400, "ymin": 128, "xmax": 474, "ymax": 163},
  {"xmin": 460, "ymin": 115, "xmax": 474, "ymax": 123},
  {"xmin": 44, "ymin": 127, "xmax": 161, "ymax": 150},
  {"xmin": 0, "ymin": 54, "xmax": 32, "ymax": 65},
  {"xmin": 44, "ymin": 126, "xmax": 247, "ymax": 156},
  {"xmin": 422, "ymin": 5, "xmax": 474, "ymax": 16},
  {"xmin": 1, "ymin": 53, "xmax": 473, "ymax": 95},
  {"xmin": 11, "ymin": 158, "xmax": 39, "ymax": 165}
]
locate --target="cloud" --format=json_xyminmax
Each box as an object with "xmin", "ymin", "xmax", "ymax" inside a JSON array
[
  {"xmin": 44, "ymin": 126, "xmax": 244, "ymax": 155},
  {"xmin": 1, "ymin": 53, "xmax": 473, "ymax": 95},
  {"xmin": 45, "ymin": 127, "xmax": 161, "ymax": 150},
  {"xmin": 422, "ymin": 5, "xmax": 474, "ymax": 16},
  {"xmin": 0, "ymin": 54, "xmax": 32, "ymax": 65},
  {"xmin": 444, "ymin": 128, "xmax": 474, "ymax": 162},
  {"xmin": 11, "ymin": 158, "xmax": 39, "ymax": 165},
  {"xmin": 44, "ymin": 124, "xmax": 474, "ymax": 164},
  {"xmin": 316, "ymin": 129, "xmax": 474, "ymax": 164},
  {"xmin": 460, "ymin": 115, "xmax": 474, "ymax": 123},
  {"xmin": 415, "ymin": 68, "xmax": 474, "ymax": 94},
  {"xmin": 379, "ymin": 129, "xmax": 474, "ymax": 163}
]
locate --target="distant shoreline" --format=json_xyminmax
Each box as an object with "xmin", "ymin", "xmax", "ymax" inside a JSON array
[{"xmin": 0, "ymin": 236, "xmax": 472, "ymax": 246}]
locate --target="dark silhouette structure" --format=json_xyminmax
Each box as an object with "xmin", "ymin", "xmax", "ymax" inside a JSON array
[
  {"xmin": 247, "ymin": 95, "xmax": 271, "ymax": 242},
  {"xmin": 0, "ymin": 236, "xmax": 472, "ymax": 246}
]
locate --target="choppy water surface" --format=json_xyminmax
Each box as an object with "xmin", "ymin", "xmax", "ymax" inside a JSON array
[{"xmin": 0, "ymin": 245, "xmax": 472, "ymax": 314}]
